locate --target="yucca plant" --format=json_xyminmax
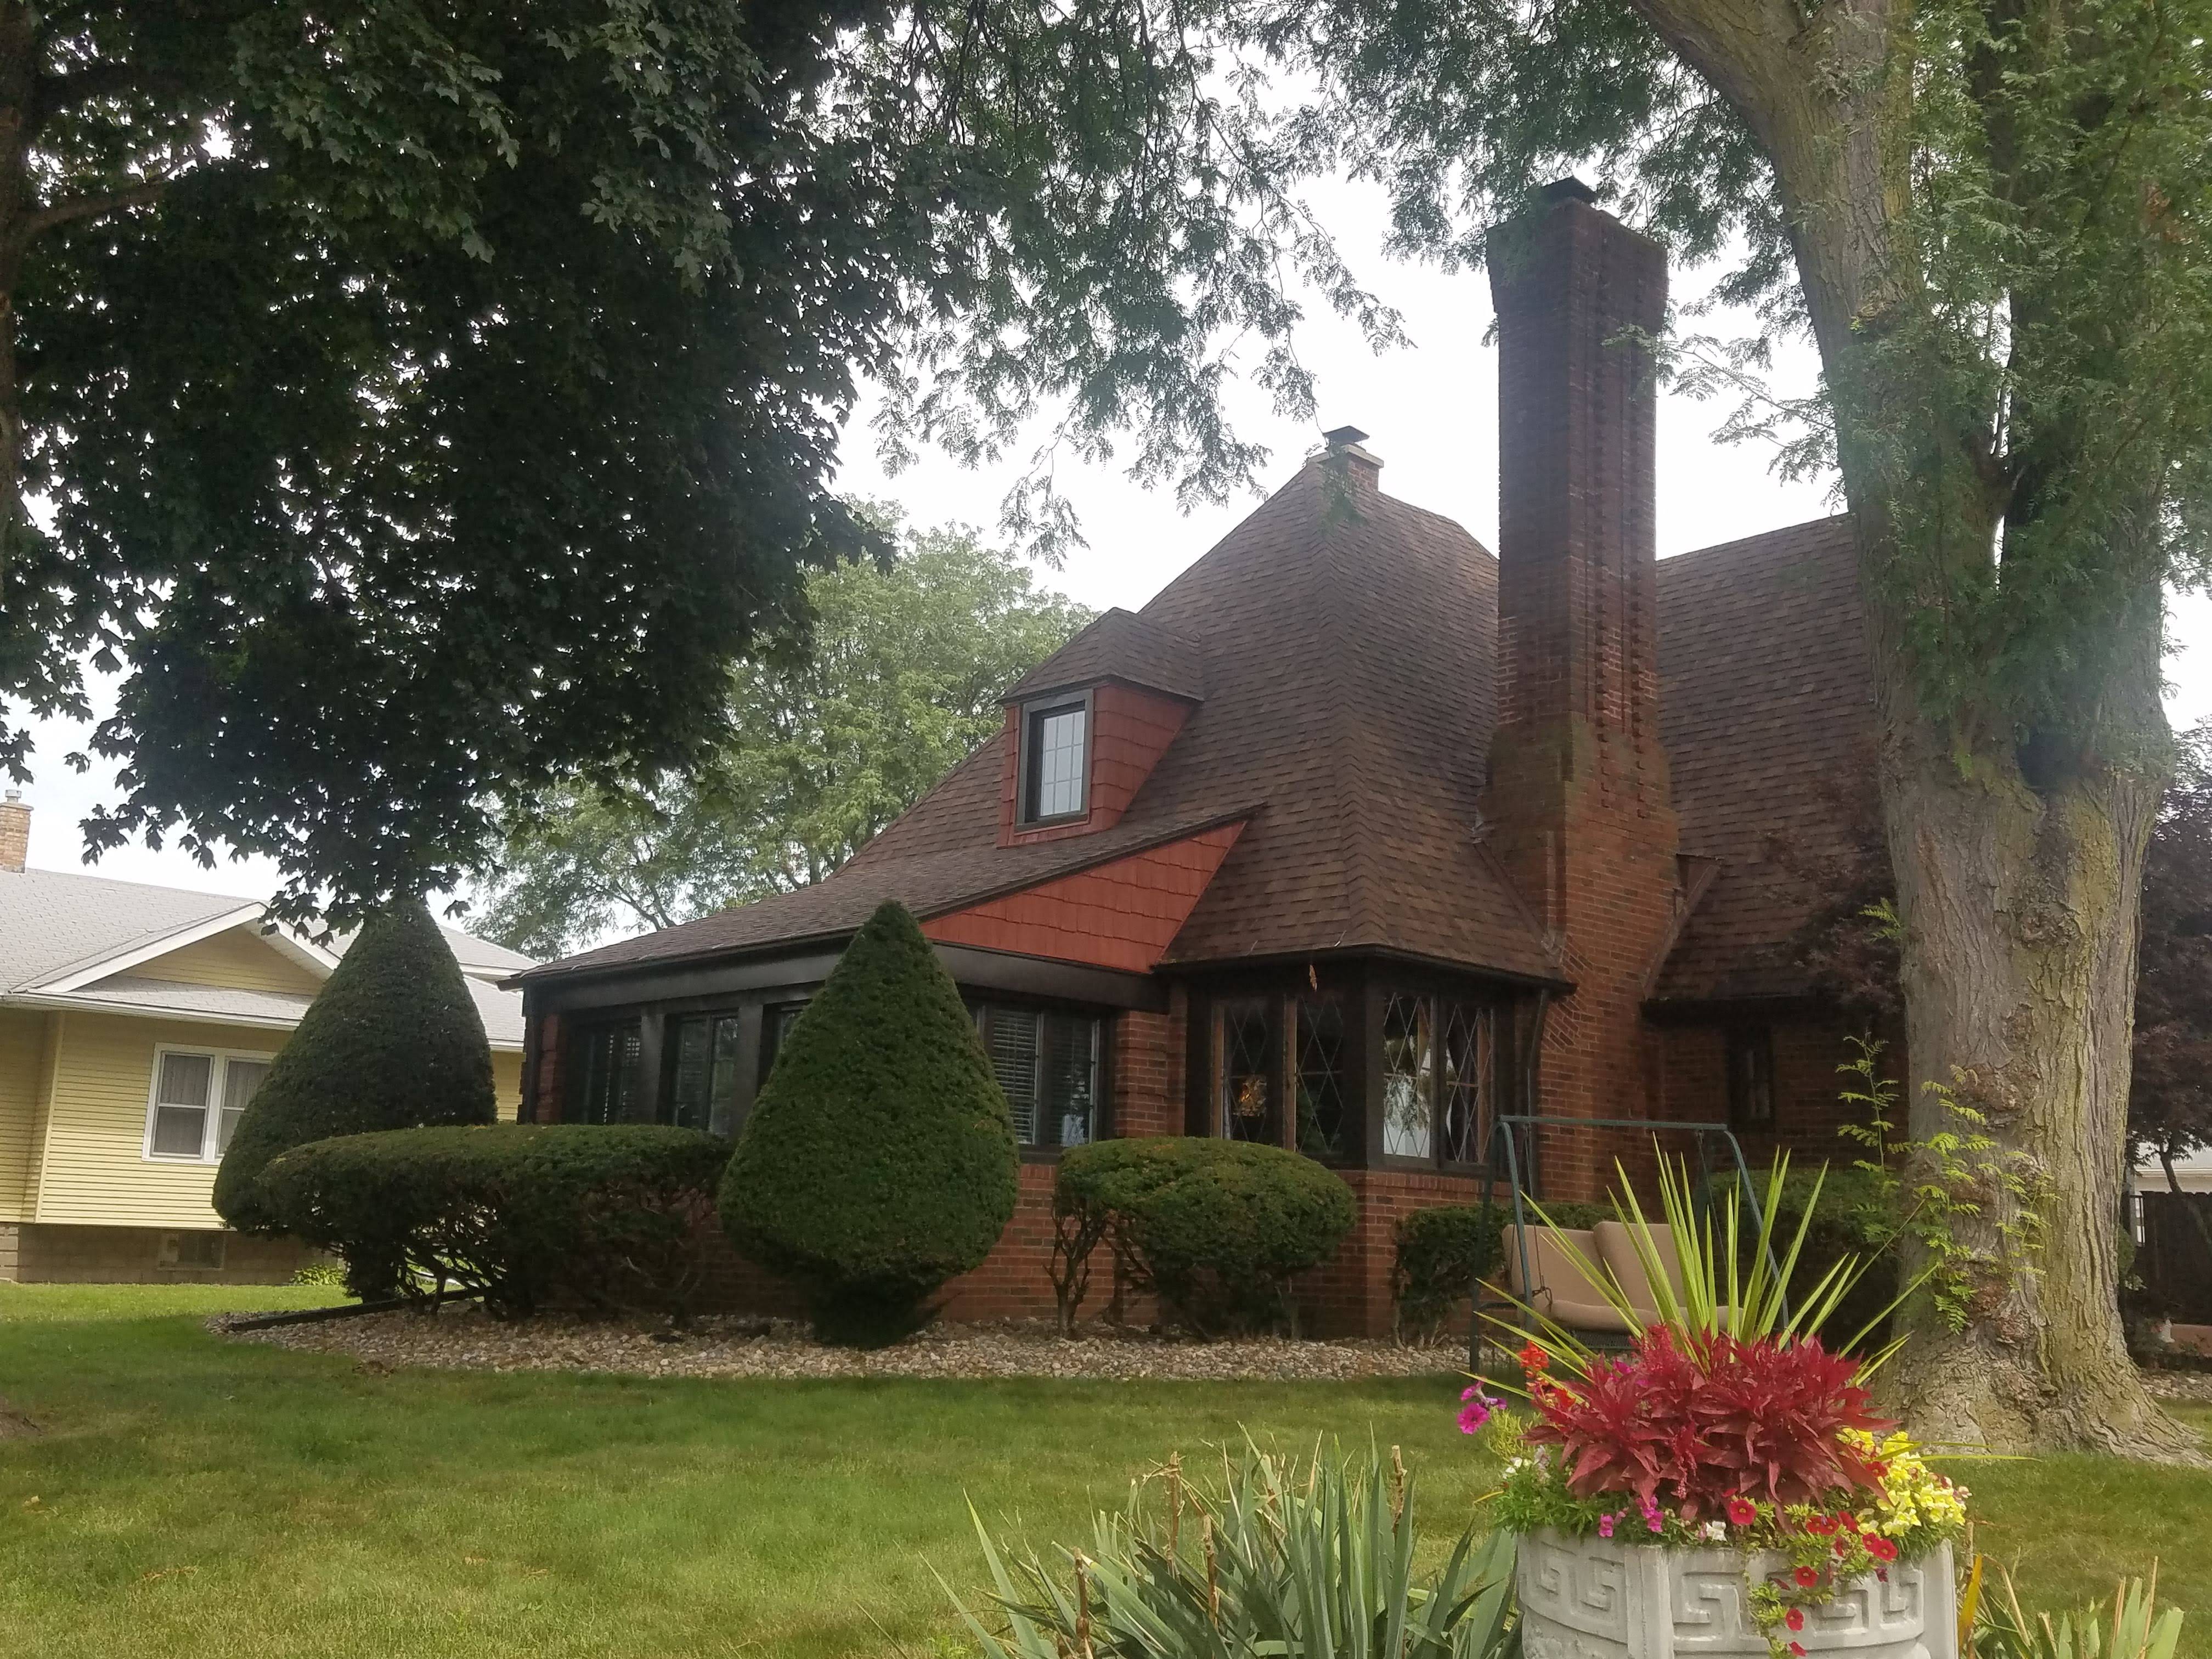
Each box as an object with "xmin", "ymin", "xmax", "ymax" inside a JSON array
[
  {"xmin": 945, "ymin": 1442, "xmax": 1520, "ymax": 1658},
  {"xmin": 1497, "ymin": 1149, "xmax": 1918, "ymax": 1381},
  {"xmin": 1961, "ymin": 1554, "xmax": 2186, "ymax": 1659}
]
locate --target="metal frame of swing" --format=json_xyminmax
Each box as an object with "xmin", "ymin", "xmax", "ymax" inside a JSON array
[{"xmin": 1469, "ymin": 1113, "xmax": 1786, "ymax": 1370}]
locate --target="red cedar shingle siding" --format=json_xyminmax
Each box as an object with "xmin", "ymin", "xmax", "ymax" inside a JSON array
[
  {"xmin": 923, "ymin": 822, "xmax": 1244, "ymax": 972},
  {"xmin": 996, "ymin": 684, "xmax": 1193, "ymax": 847},
  {"xmin": 1652, "ymin": 516, "xmax": 1878, "ymax": 1002}
]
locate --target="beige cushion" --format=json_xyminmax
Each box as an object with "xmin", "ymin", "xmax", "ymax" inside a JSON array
[
  {"xmin": 1595, "ymin": 1220, "xmax": 1688, "ymax": 1321},
  {"xmin": 1503, "ymin": 1226, "xmax": 1637, "ymax": 1334}
]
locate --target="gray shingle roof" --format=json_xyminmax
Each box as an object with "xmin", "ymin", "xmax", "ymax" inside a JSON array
[
  {"xmin": 0, "ymin": 867, "xmax": 252, "ymax": 992},
  {"xmin": 1003, "ymin": 608, "xmax": 1207, "ymax": 703}
]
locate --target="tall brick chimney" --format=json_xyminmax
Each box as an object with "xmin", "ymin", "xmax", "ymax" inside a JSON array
[
  {"xmin": 1482, "ymin": 179, "xmax": 1681, "ymax": 1187},
  {"xmin": 0, "ymin": 791, "xmax": 27, "ymax": 873}
]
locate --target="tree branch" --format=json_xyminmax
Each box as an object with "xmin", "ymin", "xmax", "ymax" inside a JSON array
[{"xmin": 13, "ymin": 176, "xmax": 168, "ymax": 245}]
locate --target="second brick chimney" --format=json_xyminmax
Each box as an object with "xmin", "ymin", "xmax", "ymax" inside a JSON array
[
  {"xmin": 0, "ymin": 790, "xmax": 28, "ymax": 873},
  {"xmin": 1482, "ymin": 179, "xmax": 1681, "ymax": 1189}
]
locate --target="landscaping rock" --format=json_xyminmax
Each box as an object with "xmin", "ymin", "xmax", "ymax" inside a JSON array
[{"xmin": 213, "ymin": 1304, "xmax": 1466, "ymax": 1382}]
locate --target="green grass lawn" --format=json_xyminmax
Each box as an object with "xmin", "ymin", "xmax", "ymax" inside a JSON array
[{"xmin": 2, "ymin": 1284, "xmax": 2208, "ymax": 1658}]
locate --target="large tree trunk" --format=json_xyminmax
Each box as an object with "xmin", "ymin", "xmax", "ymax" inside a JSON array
[{"xmin": 1874, "ymin": 645, "xmax": 2198, "ymax": 1457}]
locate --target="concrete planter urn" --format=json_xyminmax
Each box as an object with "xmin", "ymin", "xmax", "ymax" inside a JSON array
[{"xmin": 1516, "ymin": 1529, "xmax": 1957, "ymax": 1659}]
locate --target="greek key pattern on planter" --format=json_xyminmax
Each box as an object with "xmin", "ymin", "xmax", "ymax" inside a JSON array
[{"xmin": 1518, "ymin": 1533, "xmax": 1957, "ymax": 1659}]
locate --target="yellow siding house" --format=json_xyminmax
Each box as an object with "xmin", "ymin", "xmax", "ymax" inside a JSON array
[{"xmin": 0, "ymin": 793, "xmax": 532, "ymax": 1283}]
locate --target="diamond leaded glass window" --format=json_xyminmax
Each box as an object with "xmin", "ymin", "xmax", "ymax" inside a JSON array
[
  {"xmin": 1440, "ymin": 1001, "xmax": 1492, "ymax": 1164},
  {"xmin": 1381, "ymin": 993, "xmax": 1435, "ymax": 1159},
  {"xmin": 1217, "ymin": 997, "xmax": 1278, "ymax": 1143},
  {"xmin": 1294, "ymin": 995, "xmax": 1350, "ymax": 1159}
]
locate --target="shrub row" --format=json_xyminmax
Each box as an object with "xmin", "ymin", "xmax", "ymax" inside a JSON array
[
  {"xmin": 1053, "ymin": 1137, "xmax": 1357, "ymax": 1336},
  {"xmin": 258, "ymin": 1124, "xmax": 731, "ymax": 1316}
]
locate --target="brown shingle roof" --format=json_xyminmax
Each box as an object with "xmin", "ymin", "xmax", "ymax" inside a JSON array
[
  {"xmin": 1003, "ymin": 607, "xmax": 1206, "ymax": 703},
  {"xmin": 1652, "ymin": 515, "xmax": 1878, "ymax": 1002},
  {"xmin": 523, "ymin": 459, "xmax": 1561, "ymax": 986}
]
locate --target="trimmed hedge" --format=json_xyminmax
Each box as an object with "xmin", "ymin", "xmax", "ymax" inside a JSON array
[
  {"xmin": 257, "ymin": 1124, "xmax": 731, "ymax": 1315},
  {"xmin": 717, "ymin": 900, "xmax": 1018, "ymax": 1341},
  {"xmin": 217, "ymin": 898, "xmax": 495, "ymax": 1244},
  {"xmin": 1056, "ymin": 1138, "xmax": 1357, "ymax": 1335},
  {"xmin": 1391, "ymin": 1168, "xmax": 1900, "ymax": 1346},
  {"xmin": 1392, "ymin": 1198, "xmax": 1611, "ymax": 1341}
]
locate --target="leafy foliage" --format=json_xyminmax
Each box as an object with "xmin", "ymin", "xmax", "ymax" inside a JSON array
[
  {"xmin": 1, "ymin": 4, "xmax": 1376, "ymax": 922},
  {"xmin": 716, "ymin": 900, "xmax": 1017, "ymax": 1340},
  {"xmin": 1392, "ymin": 1199, "xmax": 1613, "ymax": 1342},
  {"xmin": 1965, "ymin": 1560, "xmax": 2188, "ymax": 1659},
  {"xmin": 479, "ymin": 512, "xmax": 1089, "ymax": 957},
  {"xmin": 951, "ymin": 1442, "xmax": 1520, "ymax": 1659},
  {"xmin": 1837, "ymin": 1039, "xmax": 2048, "ymax": 1333},
  {"xmin": 2134, "ymin": 723, "xmax": 2212, "ymax": 1189},
  {"xmin": 214, "ymin": 898, "xmax": 493, "ymax": 1239},
  {"xmin": 1055, "ymin": 1137, "xmax": 1357, "ymax": 1336},
  {"xmin": 1518, "ymin": 1328, "xmax": 1891, "ymax": 1516},
  {"xmin": 256, "ymin": 1124, "xmax": 730, "ymax": 1314}
]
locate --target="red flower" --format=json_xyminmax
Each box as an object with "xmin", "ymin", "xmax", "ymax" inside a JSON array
[
  {"xmin": 1518, "ymin": 1341, "xmax": 1553, "ymax": 1374},
  {"xmin": 1832, "ymin": 1537, "xmax": 1853, "ymax": 1558},
  {"xmin": 1866, "ymin": 1536, "xmax": 1899, "ymax": 1562},
  {"xmin": 1786, "ymin": 1609, "xmax": 1806, "ymax": 1633},
  {"xmin": 1839, "ymin": 1511, "xmax": 1861, "ymax": 1533},
  {"xmin": 1790, "ymin": 1644, "xmax": 1808, "ymax": 1657},
  {"xmin": 1725, "ymin": 1496, "xmax": 1758, "ymax": 1527},
  {"xmin": 1793, "ymin": 1567, "xmax": 1821, "ymax": 1589},
  {"xmin": 1805, "ymin": 1515, "xmax": 1839, "ymax": 1536}
]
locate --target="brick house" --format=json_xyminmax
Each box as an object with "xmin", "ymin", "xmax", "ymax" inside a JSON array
[{"xmin": 508, "ymin": 181, "xmax": 1884, "ymax": 1335}]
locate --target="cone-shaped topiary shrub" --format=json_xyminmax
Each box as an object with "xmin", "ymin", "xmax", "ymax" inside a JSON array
[
  {"xmin": 215, "ymin": 897, "xmax": 495, "ymax": 1265},
  {"xmin": 718, "ymin": 899, "xmax": 1018, "ymax": 1342}
]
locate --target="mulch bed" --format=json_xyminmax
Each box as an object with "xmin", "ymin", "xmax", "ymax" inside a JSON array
[
  {"xmin": 212, "ymin": 1303, "xmax": 1471, "ymax": 1382},
  {"xmin": 2141, "ymin": 1365, "xmax": 2212, "ymax": 1404}
]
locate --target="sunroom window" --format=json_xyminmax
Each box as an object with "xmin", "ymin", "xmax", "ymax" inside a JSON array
[
  {"xmin": 977, "ymin": 1003, "xmax": 1101, "ymax": 1149},
  {"xmin": 1383, "ymin": 991, "xmax": 1493, "ymax": 1167},
  {"xmin": 1216, "ymin": 997, "xmax": 1279, "ymax": 1143},
  {"xmin": 665, "ymin": 1013, "xmax": 745, "ymax": 1136},
  {"xmin": 573, "ymin": 1021, "xmax": 641, "ymax": 1125},
  {"xmin": 1294, "ymin": 994, "xmax": 1351, "ymax": 1159}
]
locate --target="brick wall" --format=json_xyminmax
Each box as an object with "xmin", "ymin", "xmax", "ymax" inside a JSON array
[
  {"xmin": 1654, "ymin": 1017, "xmax": 1904, "ymax": 1168},
  {"xmin": 1483, "ymin": 184, "xmax": 1681, "ymax": 1199}
]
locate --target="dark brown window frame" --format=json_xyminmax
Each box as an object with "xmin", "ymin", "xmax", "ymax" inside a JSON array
[
  {"xmin": 972, "ymin": 997, "xmax": 1113, "ymax": 1159},
  {"xmin": 1015, "ymin": 690, "xmax": 1094, "ymax": 826},
  {"xmin": 1375, "ymin": 986, "xmax": 1499, "ymax": 1175},
  {"xmin": 1726, "ymin": 1024, "xmax": 1777, "ymax": 1132}
]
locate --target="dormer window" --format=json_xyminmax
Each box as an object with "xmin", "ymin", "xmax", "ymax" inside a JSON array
[{"xmin": 1019, "ymin": 696, "xmax": 1090, "ymax": 823}]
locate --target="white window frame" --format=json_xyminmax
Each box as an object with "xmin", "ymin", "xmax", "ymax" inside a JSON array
[{"xmin": 141, "ymin": 1043, "xmax": 279, "ymax": 1165}]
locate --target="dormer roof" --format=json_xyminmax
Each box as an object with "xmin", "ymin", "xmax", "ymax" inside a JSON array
[{"xmin": 1001, "ymin": 607, "xmax": 1207, "ymax": 705}]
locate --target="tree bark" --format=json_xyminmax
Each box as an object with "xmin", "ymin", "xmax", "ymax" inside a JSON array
[{"xmin": 1618, "ymin": 0, "xmax": 2199, "ymax": 1458}]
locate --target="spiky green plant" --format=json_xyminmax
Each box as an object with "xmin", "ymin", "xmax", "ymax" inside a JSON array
[
  {"xmin": 945, "ymin": 1443, "xmax": 1520, "ymax": 1659},
  {"xmin": 1492, "ymin": 1148, "xmax": 1922, "ymax": 1381},
  {"xmin": 1963, "ymin": 1557, "xmax": 2185, "ymax": 1659}
]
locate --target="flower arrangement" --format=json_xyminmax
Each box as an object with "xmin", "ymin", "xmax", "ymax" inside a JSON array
[{"xmin": 1473, "ymin": 1154, "xmax": 1968, "ymax": 1658}]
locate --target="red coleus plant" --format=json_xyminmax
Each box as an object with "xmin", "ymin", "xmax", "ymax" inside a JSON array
[{"xmin": 1523, "ymin": 1327, "xmax": 1893, "ymax": 1517}]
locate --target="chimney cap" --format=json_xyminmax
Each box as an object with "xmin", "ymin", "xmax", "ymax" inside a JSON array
[
  {"xmin": 1541, "ymin": 177, "xmax": 1598, "ymax": 206},
  {"xmin": 1322, "ymin": 425, "xmax": 1370, "ymax": 448},
  {"xmin": 2, "ymin": 789, "xmax": 17, "ymax": 803}
]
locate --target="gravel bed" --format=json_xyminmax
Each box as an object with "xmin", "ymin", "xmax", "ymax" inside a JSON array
[
  {"xmin": 213, "ymin": 1303, "xmax": 1470, "ymax": 1382},
  {"xmin": 2141, "ymin": 1366, "xmax": 2212, "ymax": 1404}
]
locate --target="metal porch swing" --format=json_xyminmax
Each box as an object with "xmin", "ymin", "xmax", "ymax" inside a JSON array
[{"xmin": 1469, "ymin": 1113, "xmax": 1786, "ymax": 1370}]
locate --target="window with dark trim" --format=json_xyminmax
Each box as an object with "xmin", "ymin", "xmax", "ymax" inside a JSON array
[
  {"xmin": 1381, "ymin": 990, "xmax": 1494, "ymax": 1168},
  {"xmin": 573, "ymin": 1021, "xmax": 641, "ymax": 1125},
  {"xmin": 1293, "ymin": 994, "xmax": 1351, "ymax": 1160},
  {"xmin": 666, "ymin": 1013, "xmax": 745, "ymax": 1136},
  {"xmin": 759, "ymin": 1000, "xmax": 810, "ymax": 1084},
  {"xmin": 1019, "ymin": 698, "xmax": 1090, "ymax": 822},
  {"xmin": 1727, "ymin": 1026, "xmax": 1776, "ymax": 1131},
  {"xmin": 974, "ymin": 1003, "xmax": 1102, "ymax": 1149},
  {"xmin": 1216, "ymin": 997, "xmax": 1279, "ymax": 1143}
]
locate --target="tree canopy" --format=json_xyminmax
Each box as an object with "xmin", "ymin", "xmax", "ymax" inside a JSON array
[
  {"xmin": 0, "ymin": 1, "xmax": 1374, "ymax": 926},
  {"xmin": 2134, "ymin": 723, "xmax": 2212, "ymax": 1191},
  {"xmin": 477, "ymin": 512, "xmax": 1088, "ymax": 957}
]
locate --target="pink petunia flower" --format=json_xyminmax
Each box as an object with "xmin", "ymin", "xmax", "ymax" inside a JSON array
[{"xmin": 1598, "ymin": 1514, "xmax": 1616, "ymax": 1538}]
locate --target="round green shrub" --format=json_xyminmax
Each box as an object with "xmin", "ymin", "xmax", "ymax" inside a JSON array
[
  {"xmin": 716, "ymin": 900, "xmax": 1018, "ymax": 1340},
  {"xmin": 216, "ymin": 898, "xmax": 495, "ymax": 1248},
  {"xmin": 1057, "ymin": 1137, "xmax": 1356, "ymax": 1334},
  {"xmin": 257, "ymin": 1123, "xmax": 731, "ymax": 1313}
]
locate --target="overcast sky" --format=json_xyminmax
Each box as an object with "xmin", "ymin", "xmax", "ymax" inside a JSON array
[{"xmin": 15, "ymin": 174, "xmax": 2212, "ymax": 902}]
